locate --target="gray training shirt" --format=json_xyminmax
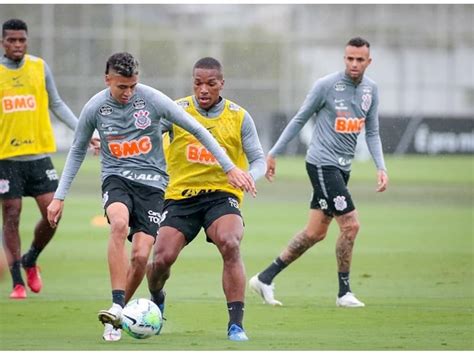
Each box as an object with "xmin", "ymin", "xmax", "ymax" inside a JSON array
[
  {"xmin": 269, "ymin": 71, "xmax": 386, "ymax": 172},
  {"xmin": 54, "ymin": 84, "xmax": 235, "ymax": 200},
  {"xmin": 161, "ymin": 96, "xmax": 266, "ymax": 182}
]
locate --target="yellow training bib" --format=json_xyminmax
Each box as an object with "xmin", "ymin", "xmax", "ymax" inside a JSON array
[
  {"xmin": 0, "ymin": 55, "xmax": 55, "ymax": 159},
  {"xmin": 165, "ymin": 96, "xmax": 248, "ymax": 202}
]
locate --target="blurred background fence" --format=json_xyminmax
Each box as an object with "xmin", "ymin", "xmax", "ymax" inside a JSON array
[{"xmin": 1, "ymin": 3, "xmax": 473, "ymax": 155}]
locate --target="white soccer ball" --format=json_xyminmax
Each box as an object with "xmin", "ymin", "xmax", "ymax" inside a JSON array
[{"xmin": 121, "ymin": 298, "xmax": 163, "ymax": 339}]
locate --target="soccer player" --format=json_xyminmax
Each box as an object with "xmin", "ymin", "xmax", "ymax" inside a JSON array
[
  {"xmin": 249, "ymin": 37, "xmax": 389, "ymax": 308},
  {"xmin": 46, "ymin": 52, "xmax": 255, "ymax": 341},
  {"xmin": 0, "ymin": 19, "xmax": 97, "ymax": 299},
  {"xmin": 146, "ymin": 57, "xmax": 265, "ymax": 341}
]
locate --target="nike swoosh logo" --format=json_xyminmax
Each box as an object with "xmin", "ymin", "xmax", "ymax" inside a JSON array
[{"xmin": 123, "ymin": 314, "xmax": 137, "ymax": 325}]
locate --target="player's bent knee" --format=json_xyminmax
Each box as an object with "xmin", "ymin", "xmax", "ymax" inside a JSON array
[
  {"xmin": 130, "ymin": 253, "xmax": 148, "ymax": 270},
  {"xmin": 347, "ymin": 220, "xmax": 360, "ymax": 236},
  {"xmin": 110, "ymin": 218, "xmax": 129, "ymax": 236},
  {"xmin": 220, "ymin": 233, "xmax": 241, "ymax": 247},
  {"xmin": 217, "ymin": 236, "xmax": 242, "ymax": 260},
  {"xmin": 152, "ymin": 252, "xmax": 178, "ymax": 270},
  {"xmin": 341, "ymin": 221, "xmax": 360, "ymax": 240},
  {"xmin": 3, "ymin": 207, "xmax": 21, "ymax": 224},
  {"xmin": 306, "ymin": 230, "xmax": 327, "ymax": 243}
]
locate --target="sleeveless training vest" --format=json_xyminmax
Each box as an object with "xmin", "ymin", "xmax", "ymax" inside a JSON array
[
  {"xmin": 0, "ymin": 55, "xmax": 55, "ymax": 158},
  {"xmin": 165, "ymin": 96, "xmax": 248, "ymax": 202}
]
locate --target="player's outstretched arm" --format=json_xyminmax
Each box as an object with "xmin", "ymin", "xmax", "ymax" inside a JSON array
[{"xmin": 47, "ymin": 199, "xmax": 65, "ymax": 228}]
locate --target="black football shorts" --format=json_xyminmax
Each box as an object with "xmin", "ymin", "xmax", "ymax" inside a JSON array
[
  {"xmin": 0, "ymin": 157, "xmax": 58, "ymax": 199},
  {"xmin": 306, "ymin": 162, "xmax": 355, "ymax": 217},
  {"xmin": 101, "ymin": 175, "xmax": 164, "ymax": 242},
  {"xmin": 160, "ymin": 191, "xmax": 242, "ymax": 244}
]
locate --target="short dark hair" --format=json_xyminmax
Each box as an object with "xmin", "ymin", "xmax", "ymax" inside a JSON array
[
  {"xmin": 2, "ymin": 19, "xmax": 28, "ymax": 38},
  {"xmin": 105, "ymin": 52, "xmax": 139, "ymax": 77},
  {"xmin": 193, "ymin": 57, "xmax": 222, "ymax": 73},
  {"xmin": 347, "ymin": 37, "xmax": 370, "ymax": 49}
]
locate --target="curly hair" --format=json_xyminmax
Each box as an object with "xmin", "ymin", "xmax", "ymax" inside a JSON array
[
  {"xmin": 105, "ymin": 52, "xmax": 139, "ymax": 77},
  {"xmin": 2, "ymin": 19, "xmax": 28, "ymax": 38}
]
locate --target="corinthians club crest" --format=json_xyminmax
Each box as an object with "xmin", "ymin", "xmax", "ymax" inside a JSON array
[
  {"xmin": 133, "ymin": 110, "xmax": 151, "ymax": 129},
  {"xmin": 0, "ymin": 179, "xmax": 10, "ymax": 194},
  {"xmin": 361, "ymin": 93, "xmax": 372, "ymax": 112}
]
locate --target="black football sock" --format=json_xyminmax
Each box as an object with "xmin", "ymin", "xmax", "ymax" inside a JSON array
[
  {"xmin": 227, "ymin": 301, "xmax": 244, "ymax": 330},
  {"xmin": 258, "ymin": 257, "xmax": 288, "ymax": 284},
  {"xmin": 150, "ymin": 289, "xmax": 166, "ymax": 306},
  {"xmin": 112, "ymin": 289, "xmax": 125, "ymax": 308},
  {"xmin": 10, "ymin": 260, "xmax": 25, "ymax": 287},
  {"xmin": 338, "ymin": 272, "xmax": 351, "ymax": 297},
  {"xmin": 21, "ymin": 245, "xmax": 43, "ymax": 267}
]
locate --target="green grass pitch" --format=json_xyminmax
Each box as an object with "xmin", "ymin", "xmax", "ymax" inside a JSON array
[{"xmin": 0, "ymin": 154, "xmax": 472, "ymax": 350}]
